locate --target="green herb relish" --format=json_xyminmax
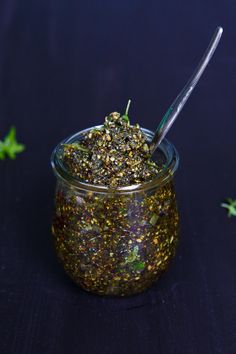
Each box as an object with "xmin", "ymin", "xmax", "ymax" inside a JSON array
[
  {"xmin": 52, "ymin": 103, "xmax": 179, "ymax": 296},
  {"xmin": 62, "ymin": 103, "xmax": 163, "ymax": 188}
]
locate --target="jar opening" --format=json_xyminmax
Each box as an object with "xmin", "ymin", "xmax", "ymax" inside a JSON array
[{"xmin": 51, "ymin": 126, "xmax": 179, "ymax": 193}]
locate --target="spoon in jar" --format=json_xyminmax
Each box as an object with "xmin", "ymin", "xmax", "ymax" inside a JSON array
[{"xmin": 149, "ymin": 26, "xmax": 223, "ymax": 154}]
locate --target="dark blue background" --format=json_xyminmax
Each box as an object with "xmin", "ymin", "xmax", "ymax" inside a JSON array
[{"xmin": 0, "ymin": 1, "xmax": 236, "ymax": 353}]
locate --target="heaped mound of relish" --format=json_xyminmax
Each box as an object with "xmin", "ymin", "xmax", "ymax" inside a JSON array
[{"xmin": 62, "ymin": 102, "xmax": 162, "ymax": 187}]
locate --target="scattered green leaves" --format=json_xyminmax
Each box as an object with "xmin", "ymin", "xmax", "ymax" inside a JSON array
[
  {"xmin": 221, "ymin": 198, "xmax": 236, "ymax": 217},
  {"xmin": 0, "ymin": 126, "xmax": 25, "ymax": 160}
]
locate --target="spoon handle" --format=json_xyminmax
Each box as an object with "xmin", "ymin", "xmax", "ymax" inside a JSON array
[{"xmin": 150, "ymin": 26, "xmax": 223, "ymax": 153}]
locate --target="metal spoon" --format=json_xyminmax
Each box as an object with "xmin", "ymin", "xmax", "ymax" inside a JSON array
[{"xmin": 150, "ymin": 26, "xmax": 223, "ymax": 154}]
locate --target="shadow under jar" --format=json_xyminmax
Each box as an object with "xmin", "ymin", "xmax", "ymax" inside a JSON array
[{"xmin": 51, "ymin": 127, "xmax": 179, "ymax": 296}]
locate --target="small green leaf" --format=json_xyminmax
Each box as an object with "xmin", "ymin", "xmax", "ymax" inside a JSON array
[
  {"xmin": 221, "ymin": 199, "xmax": 236, "ymax": 217},
  {"xmin": 0, "ymin": 126, "xmax": 25, "ymax": 160}
]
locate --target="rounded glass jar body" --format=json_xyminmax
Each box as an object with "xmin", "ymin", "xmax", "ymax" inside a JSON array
[{"xmin": 51, "ymin": 127, "xmax": 179, "ymax": 296}]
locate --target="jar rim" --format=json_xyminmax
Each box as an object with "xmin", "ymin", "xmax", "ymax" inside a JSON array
[{"xmin": 51, "ymin": 125, "xmax": 179, "ymax": 193}]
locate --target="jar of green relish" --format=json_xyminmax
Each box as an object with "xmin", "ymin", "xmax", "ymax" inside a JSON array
[{"xmin": 51, "ymin": 127, "xmax": 179, "ymax": 296}]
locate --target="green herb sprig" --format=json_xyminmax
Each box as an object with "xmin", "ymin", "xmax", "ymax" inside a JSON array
[
  {"xmin": 121, "ymin": 99, "xmax": 131, "ymax": 124},
  {"xmin": 0, "ymin": 127, "xmax": 25, "ymax": 160},
  {"xmin": 221, "ymin": 198, "xmax": 236, "ymax": 217}
]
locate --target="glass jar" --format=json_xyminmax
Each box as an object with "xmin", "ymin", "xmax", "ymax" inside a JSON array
[{"xmin": 51, "ymin": 126, "xmax": 179, "ymax": 296}]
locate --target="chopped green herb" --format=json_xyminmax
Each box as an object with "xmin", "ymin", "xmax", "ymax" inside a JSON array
[
  {"xmin": 150, "ymin": 213, "xmax": 159, "ymax": 226},
  {"xmin": 221, "ymin": 198, "xmax": 236, "ymax": 217},
  {"xmin": 126, "ymin": 245, "xmax": 139, "ymax": 263},
  {"xmin": 120, "ymin": 207, "xmax": 127, "ymax": 214},
  {"xmin": 132, "ymin": 261, "xmax": 145, "ymax": 271},
  {"xmin": 0, "ymin": 127, "xmax": 25, "ymax": 160},
  {"xmin": 124, "ymin": 246, "xmax": 145, "ymax": 271}
]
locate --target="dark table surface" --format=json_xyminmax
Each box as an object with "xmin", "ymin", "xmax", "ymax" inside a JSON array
[{"xmin": 0, "ymin": 1, "xmax": 236, "ymax": 353}]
